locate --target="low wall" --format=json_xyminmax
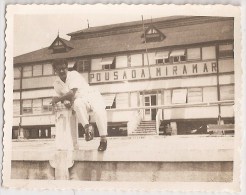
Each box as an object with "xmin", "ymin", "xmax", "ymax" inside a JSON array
[
  {"xmin": 11, "ymin": 161, "xmax": 233, "ymax": 182},
  {"xmin": 11, "ymin": 136, "xmax": 234, "ymax": 182}
]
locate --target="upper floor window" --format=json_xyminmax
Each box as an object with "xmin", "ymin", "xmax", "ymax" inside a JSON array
[
  {"xmin": 23, "ymin": 65, "xmax": 32, "ymax": 77},
  {"xmin": 202, "ymin": 46, "xmax": 216, "ymax": 60},
  {"xmin": 155, "ymin": 51, "xmax": 170, "ymax": 64},
  {"xmin": 170, "ymin": 50, "xmax": 186, "ymax": 63},
  {"xmin": 33, "ymin": 64, "xmax": 42, "ymax": 76},
  {"xmin": 101, "ymin": 57, "xmax": 115, "ymax": 70},
  {"xmin": 22, "ymin": 63, "xmax": 53, "ymax": 78},
  {"xmin": 130, "ymin": 54, "xmax": 143, "ymax": 67},
  {"xmin": 74, "ymin": 59, "xmax": 90, "ymax": 72},
  {"xmin": 187, "ymin": 48, "xmax": 201, "ymax": 61},
  {"xmin": 43, "ymin": 64, "xmax": 53, "ymax": 75},
  {"xmin": 14, "ymin": 67, "xmax": 21, "ymax": 79},
  {"xmin": 219, "ymin": 43, "xmax": 234, "ymax": 58}
]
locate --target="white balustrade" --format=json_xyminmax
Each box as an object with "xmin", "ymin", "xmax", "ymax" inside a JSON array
[{"xmin": 54, "ymin": 103, "xmax": 78, "ymax": 150}]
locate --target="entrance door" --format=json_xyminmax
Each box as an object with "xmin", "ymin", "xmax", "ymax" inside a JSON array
[{"xmin": 144, "ymin": 94, "xmax": 157, "ymax": 121}]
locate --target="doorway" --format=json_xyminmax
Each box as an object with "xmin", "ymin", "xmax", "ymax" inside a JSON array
[{"xmin": 144, "ymin": 94, "xmax": 157, "ymax": 120}]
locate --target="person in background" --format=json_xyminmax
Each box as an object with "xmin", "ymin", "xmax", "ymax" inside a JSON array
[{"xmin": 50, "ymin": 59, "xmax": 108, "ymax": 151}]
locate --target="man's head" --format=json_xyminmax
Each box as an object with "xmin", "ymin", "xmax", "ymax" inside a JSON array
[{"xmin": 52, "ymin": 59, "xmax": 68, "ymax": 81}]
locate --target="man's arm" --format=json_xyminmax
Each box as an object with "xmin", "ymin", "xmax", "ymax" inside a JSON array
[{"xmin": 51, "ymin": 88, "xmax": 77, "ymax": 105}]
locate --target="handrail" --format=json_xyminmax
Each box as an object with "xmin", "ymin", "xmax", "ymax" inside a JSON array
[
  {"xmin": 156, "ymin": 109, "xmax": 163, "ymax": 135},
  {"xmin": 13, "ymin": 100, "xmax": 234, "ymax": 118},
  {"xmin": 127, "ymin": 110, "xmax": 143, "ymax": 135}
]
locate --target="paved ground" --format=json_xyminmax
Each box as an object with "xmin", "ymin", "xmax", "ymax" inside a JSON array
[{"xmin": 12, "ymin": 135, "xmax": 234, "ymax": 162}]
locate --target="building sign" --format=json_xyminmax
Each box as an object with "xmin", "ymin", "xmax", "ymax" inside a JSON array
[{"xmin": 89, "ymin": 61, "xmax": 217, "ymax": 84}]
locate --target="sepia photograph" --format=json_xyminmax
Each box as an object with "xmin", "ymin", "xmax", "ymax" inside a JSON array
[{"xmin": 2, "ymin": 4, "xmax": 242, "ymax": 191}]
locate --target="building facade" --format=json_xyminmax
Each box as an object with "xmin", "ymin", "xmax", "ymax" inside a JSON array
[{"xmin": 13, "ymin": 16, "xmax": 234, "ymax": 139}]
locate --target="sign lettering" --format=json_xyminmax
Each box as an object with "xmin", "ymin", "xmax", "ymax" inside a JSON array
[{"xmin": 89, "ymin": 61, "xmax": 218, "ymax": 84}]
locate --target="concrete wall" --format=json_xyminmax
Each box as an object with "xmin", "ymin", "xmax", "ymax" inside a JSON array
[
  {"xmin": 11, "ymin": 161, "xmax": 55, "ymax": 180},
  {"xmin": 11, "ymin": 160, "xmax": 232, "ymax": 182}
]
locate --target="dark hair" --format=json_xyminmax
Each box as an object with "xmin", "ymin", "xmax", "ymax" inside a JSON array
[{"xmin": 52, "ymin": 59, "xmax": 68, "ymax": 70}]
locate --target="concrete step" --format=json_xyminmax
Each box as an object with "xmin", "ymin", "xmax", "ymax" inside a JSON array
[
  {"xmin": 136, "ymin": 128, "xmax": 156, "ymax": 131},
  {"xmin": 134, "ymin": 130, "xmax": 156, "ymax": 133},
  {"xmin": 130, "ymin": 132, "xmax": 157, "ymax": 135}
]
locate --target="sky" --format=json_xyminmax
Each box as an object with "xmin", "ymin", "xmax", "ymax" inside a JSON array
[{"xmin": 13, "ymin": 5, "xmax": 174, "ymax": 57}]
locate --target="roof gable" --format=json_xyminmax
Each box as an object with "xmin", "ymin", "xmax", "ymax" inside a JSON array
[
  {"xmin": 49, "ymin": 36, "xmax": 73, "ymax": 53},
  {"xmin": 142, "ymin": 25, "xmax": 166, "ymax": 42}
]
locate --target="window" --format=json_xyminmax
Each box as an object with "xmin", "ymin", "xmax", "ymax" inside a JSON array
[
  {"xmin": 32, "ymin": 99, "xmax": 42, "ymax": 114},
  {"xmin": 13, "ymin": 100, "xmax": 20, "ymax": 115},
  {"xmin": 130, "ymin": 54, "xmax": 143, "ymax": 67},
  {"xmin": 220, "ymin": 85, "xmax": 234, "ymax": 100},
  {"xmin": 76, "ymin": 60, "xmax": 90, "ymax": 72},
  {"xmin": 33, "ymin": 65, "xmax": 42, "ymax": 76},
  {"xmin": 116, "ymin": 93, "xmax": 129, "ymax": 108},
  {"xmin": 55, "ymin": 40, "xmax": 62, "ymax": 46},
  {"xmin": 22, "ymin": 99, "xmax": 32, "ymax": 114},
  {"xmin": 102, "ymin": 64, "xmax": 114, "ymax": 70},
  {"xmin": 144, "ymin": 53, "xmax": 156, "ymax": 66},
  {"xmin": 43, "ymin": 63, "xmax": 53, "ymax": 75},
  {"xmin": 202, "ymin": 46, "xmax": 216, "ymax": 60},
  {"xmin": 219, "ymin": 43, "xmax": 234, "ymax": 58},
  {"xmin": 155, "ymin": 51, "xmax": 169, "ymax": 64},
  {"xmin": 42, "ymin": 98, "xmax": 53, "ymax": 112},
  {"xmin": 103, "ymin": 94, "xmax": 116, "ymax": 109},
  {"xmin": 187, "ymin": 88, "xmax": 203, "ymax": 103},
  {"xmin": 23, "ymin": 66, "xmax": 32, "ymax": 77},
  {"xmin": 14, "ymin": 67, "xmax": 21, "ymax": 79},
  {"xmin": 106, "ymin": 98, "xmax": 116, "ymax": 109},
  {"xmin": 144, "ymin": 26, "xmax": 165, "ymax": 42},
  {"xmin": 172, "ymin": 89, "xmax": 187, "ymax": 104},
  {"xmin": 101, "ymin": 57, "xmax": 115, "ymax": 70},
  {"xmin": 170, "ymin": 50, "xmax": 186, "ymax": 63},
  {"xmin": 203, "ymin": 87, "xmax": 217, "ymax": 102},
  {"xmin": 116, "ymin": 56, "xmax": 128, "ymax": 68},
  {"xmin": 187, "ymin": 48, "xmax": 201, "ymax": 61}
]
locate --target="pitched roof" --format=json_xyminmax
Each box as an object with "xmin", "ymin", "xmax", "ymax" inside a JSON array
[
  {"xmin": 14, "ymin": 17, "xmax": 233, "ymax": 65},
  {"xmin": 67, "ymin": 16, "xmax": 186, "ymax": 36}
]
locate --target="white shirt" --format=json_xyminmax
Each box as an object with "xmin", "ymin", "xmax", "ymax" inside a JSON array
[{"xmin": 53, "ymin": 71, "xmax": 92, "ymax": 100}]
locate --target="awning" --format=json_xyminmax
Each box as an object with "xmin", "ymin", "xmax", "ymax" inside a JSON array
[
  {"xmin": 68, "ymin": 61, "xmax": 75, "ymax": 68},
  {"xmin": 100, "ymin": 57, "xmax": 115, "ymax": 65},
  {"xmin": 155, "ymin": 51, "xmax": 169, "ymax": 59},
  {"xmin": 102, "ymin": 94, "xmax": 116, "ymax": 106},
  {"xmin": 170, "ymin": 49, "xmax": 185, "ymax": 57}
]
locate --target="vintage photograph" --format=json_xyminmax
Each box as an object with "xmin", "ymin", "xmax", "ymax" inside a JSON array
[{"xmin": 3, "ymin": 4, "xmax": 242, "ymax": 191}]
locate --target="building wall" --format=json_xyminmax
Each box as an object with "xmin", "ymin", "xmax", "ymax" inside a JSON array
[{"xmin": 13, "ymin": 20, "xmax": 234, "ymax": 137}]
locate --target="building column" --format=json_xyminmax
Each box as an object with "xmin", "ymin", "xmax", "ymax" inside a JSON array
[{"xmin": 170, "ymin": 122, "xmax": 177, "ymax": 135}]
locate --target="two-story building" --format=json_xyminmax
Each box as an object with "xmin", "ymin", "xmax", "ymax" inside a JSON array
[{"xmin": 13, "ymin": 16, "xmax": 234, "ymax": 139}]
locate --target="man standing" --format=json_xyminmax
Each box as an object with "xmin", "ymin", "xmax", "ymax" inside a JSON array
[{"xmin": 51, "ymin": 59, "xmax": 107, "ymax": 151}]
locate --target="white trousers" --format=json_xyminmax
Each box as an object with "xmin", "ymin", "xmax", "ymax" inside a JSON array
[{"xmin": 73, "ymin": 95, "xmax": 108, "ymax": 136}]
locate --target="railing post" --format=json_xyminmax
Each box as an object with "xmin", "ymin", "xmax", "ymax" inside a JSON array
[{"xmin": 49, "ymin": 104, "xmax": 78, "ymax": 180}]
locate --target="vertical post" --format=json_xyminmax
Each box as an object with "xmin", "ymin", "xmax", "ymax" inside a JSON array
[
  {"xmin": 18, "ymin": 66, "xmax": 23, "ymax": 138},
  {"xmin": 215, "ymin": 44, "xmax": 222, "ymax": 125},
  {"xmin": 49, "ymin": 104, "xmax": 77, "ymax": 179},
  {"xmin": 54, "ymin": 105, "xmax": 78, "ymax": 150}
]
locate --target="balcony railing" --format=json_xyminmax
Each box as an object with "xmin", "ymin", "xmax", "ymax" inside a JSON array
[{"xmin": 13, "ymin": 100, "xmax": 234, "ymax": 118}]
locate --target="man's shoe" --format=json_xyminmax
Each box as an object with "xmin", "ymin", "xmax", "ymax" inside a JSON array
[
  {"xmin": 84, "ymin": 124, "xmax": 94, "ymax": 141},
  {"xmin": 98, "ymin": 141, "xmax": 107, "ymax": 152}
]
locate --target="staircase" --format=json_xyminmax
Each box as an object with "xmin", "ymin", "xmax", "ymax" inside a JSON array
[{"xmin": 131, "ymin": 121, "xmax": 157, "ymax": 135}]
